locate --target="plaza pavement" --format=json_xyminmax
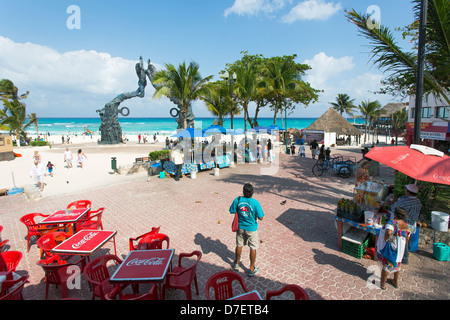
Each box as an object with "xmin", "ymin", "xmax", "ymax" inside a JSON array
[{"xmin": 0, "ymin": 148, "xmax": 449, "ymax": 301}]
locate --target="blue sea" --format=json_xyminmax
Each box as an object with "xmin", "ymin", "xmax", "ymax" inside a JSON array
[{"xmin": 28, "ymin": 117, "xmax": 365, "ymax": 136}]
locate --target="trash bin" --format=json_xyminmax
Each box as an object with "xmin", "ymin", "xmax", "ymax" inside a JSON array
[{"xmin": 111, "ymin": 157, "xmax": 117, "ymax": 171}]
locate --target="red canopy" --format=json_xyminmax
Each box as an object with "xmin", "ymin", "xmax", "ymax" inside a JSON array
[{"xmin": 365, "ymin": 145, "xmax": 450, "ymax": 185}]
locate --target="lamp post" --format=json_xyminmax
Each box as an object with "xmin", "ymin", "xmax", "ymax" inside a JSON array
[{"xmin": 414, "ymin": 0, "xmax": 428, "ymax": 145}]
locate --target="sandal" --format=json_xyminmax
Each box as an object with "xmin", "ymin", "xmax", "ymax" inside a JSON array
[
  {"xmin": 387, "ymin": 279, "xmax": 399, "ymax": 289},
  {"xmin": 232, "ymin": 263, "xmax": 239, "ymax": 271}
]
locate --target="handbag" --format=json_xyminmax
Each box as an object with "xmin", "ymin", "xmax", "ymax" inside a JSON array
[
  {"xmin": 380, "ymin": 221, "xmax": 398, "ymax": 267},
  {"xmin": 232, "ymin": 197, "xmax": 241, "ymax": 232}
]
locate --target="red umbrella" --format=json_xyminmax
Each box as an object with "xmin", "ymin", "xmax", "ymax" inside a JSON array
[{"xmin": 365, "ymin": 144, "xmax": 450, "ymax": 185}]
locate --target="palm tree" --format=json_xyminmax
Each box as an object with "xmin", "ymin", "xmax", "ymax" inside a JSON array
[
  {"xmin": 200, "ymin": 81, "xmax": 231, "ymax": 126},
  {"xmin": 345, "ymin": 1, "xmax": 450, "ymax": 105},
  {"xmin": 230, "ymin": 59, "xmax": 259, "ymax": 131},
  {"xmin": 329, "ymin": 93, "xmax": 356, "ymax": 117},
  {"xmin": 152, "ymin": 61, "xmax": 213, "ymax": 129},
  {"xmin": 391, "ymin": 109, "xmax": 408, "ymax": 145},
  {"xmin": 0, "ymin": 99, "xmax": 37, "ymax": 146},
  {"xmin": 356, "ymin": 100, "xmax": 383, "ymax": 144}
]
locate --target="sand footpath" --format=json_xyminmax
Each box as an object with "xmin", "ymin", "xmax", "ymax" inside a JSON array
[{"xmin": 1, "ymin": 134, "xmax": 165, "ymax": 198}]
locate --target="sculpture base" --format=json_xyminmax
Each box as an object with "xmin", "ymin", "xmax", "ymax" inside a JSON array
[{"xmin": 97, "ymin": 140, "xmax": 124, "ymax": 145}]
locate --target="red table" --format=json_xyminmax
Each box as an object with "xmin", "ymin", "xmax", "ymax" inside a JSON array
[
  {"xmin": 51, "ymin": 230, "xmax": 117, "ymax": 257},
  {"xmin": 228, "ymin": 290, "xmax": 263, "ymax": 300},
  {"xmin": 39, "ymin": 208, "xmax": 90, "ymax": 233},
  {"xmin": 109, "ymin": 249, "xmax": 174, "ymax": 299}
]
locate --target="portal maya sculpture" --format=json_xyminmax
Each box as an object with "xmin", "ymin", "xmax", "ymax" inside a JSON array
[{"xmin": 97, "ymin": 56, "xmax": 195, "ymax": 144}]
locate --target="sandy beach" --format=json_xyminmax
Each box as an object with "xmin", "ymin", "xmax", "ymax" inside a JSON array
[{"xmin": 1, "ymin": 134, "xmax": 166, "ymax": 198}]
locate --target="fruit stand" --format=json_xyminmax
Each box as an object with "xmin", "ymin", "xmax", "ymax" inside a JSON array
[{"xmin": 335, "ymin": 181, "xmax": 390, "ymax": 259}]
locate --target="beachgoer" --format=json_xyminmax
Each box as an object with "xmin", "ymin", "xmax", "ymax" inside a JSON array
[
  {"xmin": 257, "ymin": 140, "xmax": 263, "ymax": 163},
  {"xmin": 376, "ymin": 207, "xmax": 411, "ymax": 290},
  {"xmin": 299, "ymin": 143, "xmax": 306, "ymax": 157},
  {"xmin": 165, "ymin": 137, "xmax": 169, "ymax": 149},
  {"xmin": 229, "ymin": 183, "xmax": 265, "ymax": 277},
  {"xmin": 33, "ymin": 151, "xmax": 41, "ymax": 163},
  {"xmin": 46, "ymin": 161, "xmax": 55, "ymax": 177},
  {"xmin": 290, "ymin": 144, "xmax": 296, "ymax": 155},
  {"xmin": 138, "ymin": 134, "xmax": 141, "ymax": 144},
  {"xmin": 355, "ymin": 159, "xmax": 371, "ymax": 186},
  {"xmin": 310, "ymin": 140, "xmax": 318, "ymax": 159},
  {"xmin": 77, "ymin": 149, "xmax": 87, "ymax": 168},
  {"xmin": 64, "ymin": 147, "xmax": 73, "ymax": 168},
  {"xmin": 267, "ymin": 139, "xmax": 272, "ymax": 163},
  {"xmin": 61, "ymin": 135, "xmax": 64, "ymax": 144},
  {"xmin": 170, "ymin": 144, "xmax": 184, "ymax": 181},
  {"xmin": 390, "ymin": 184, "xmax": 422, "ymax": 264},
  {"xmin": 30, "ymin": 159, "xmax": 45, "ymax": 191},
  {"xmin": 318, "ymin": 145, "xmax": 325, "ymax": 162}
]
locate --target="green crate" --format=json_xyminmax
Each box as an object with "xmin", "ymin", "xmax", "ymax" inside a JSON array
[{"xmin": 342, "ymin": 237, "xmax": 369, "ymax": 259}]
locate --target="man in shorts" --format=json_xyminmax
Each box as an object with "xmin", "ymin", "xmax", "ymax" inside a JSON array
[
  {"xmin": 229, "ymin": 183, "xmax": 264, "ymax": 277},
  {"xmin": 64, "ymin": 147, "xmax": 73, "ymax": 168}
]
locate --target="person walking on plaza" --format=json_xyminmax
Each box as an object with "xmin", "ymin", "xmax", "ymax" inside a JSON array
[
  {"xmin": 310, "ymin": 139, "xmax": 318, "ymax": 159},
  {"xmin": 30, "ymin": 159, "xmax": 46, "ymax": 191},
  {"xmin": 377, "ymin": 207, "xmax": 411, "ymax": 290},
  {"xmin": 229, "ymin": 183, "xmax": 265, "ymax": 277},
  {"xmin": 267, "ymin": 139, "xmax": 272, "ymax": 163},
  {"xmin": 170, "ymin": 142, "xmax": 184, "ymax": 181},
  {"xmin": 390, "ymin": 184, "xmax": 422, "ymax": 265},
  {"xmin": 299, "ymin": 143, "xmax": 306, "ymax": 157},
  {"xmin": 64, "ymin": 147, "xmax": 73, "ymax": 168}
]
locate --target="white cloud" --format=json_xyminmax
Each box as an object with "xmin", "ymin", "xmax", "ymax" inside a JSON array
[
  {"xmin": 0, "ymin": 36, "xmax": 165, "ymax": 116},
  {"xmin": 303, "ymin": 52, "xmax": 354, "ymax": 87},
  {"xmin": 282, "ymin": 0, "xmax": 342, "ymax": 23},
  {"xmin": 224, "ymin": 0, "xmax": 290, "ymax": 17}
]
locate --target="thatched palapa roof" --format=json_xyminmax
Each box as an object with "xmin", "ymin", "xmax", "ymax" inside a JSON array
[
  {"xmin": 380, "ymin": 103, "xmax": 406, "ymax": 117},
  {"xmin": 306, "ymin": 108, "xmax": 363, "ymax": 136}
]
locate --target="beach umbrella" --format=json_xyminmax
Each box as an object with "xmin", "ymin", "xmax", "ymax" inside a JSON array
[
  {"xmin": 268, "ymin": 124, "xmax": 286, "ymax": 131},
  {"xmin": 365, "ymin": 144, "xmax": 450, "ymax": 185},
  {"xmin": 171, "ymin": 128, "xmax": 209, "ymax": 138},
  {"xmin": 203, "ymin": 125, "xmax": 227, "ymax": 134},
  {"xmin": 227, "ymin": 128, "xmax": 245, "ymax": 136}
]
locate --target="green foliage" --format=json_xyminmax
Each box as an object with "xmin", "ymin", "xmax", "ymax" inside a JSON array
[
  {"xmin": 148, "ymin": 149, "xmax": 170, "ymax": 161},
  {"xmin": 29, "ymin": 140, "xmax": 49, "ymax": 147}
]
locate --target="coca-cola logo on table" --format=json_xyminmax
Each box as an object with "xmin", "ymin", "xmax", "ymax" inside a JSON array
[
  {"xmin": 433, "ymin": 174, "xmax": 450, "ymax": 183},
  {"xmin": 72, "ymin": 231, "xmax": 99, "ymax": 249},
  {"xmin": 126, "ymin": 257, "xmax": 166, "ymax": 266}
]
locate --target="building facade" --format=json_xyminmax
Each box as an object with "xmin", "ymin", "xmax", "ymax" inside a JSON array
[{"xmin": 406, "ymin": 94, "xmax": 450, "ymax": 153}]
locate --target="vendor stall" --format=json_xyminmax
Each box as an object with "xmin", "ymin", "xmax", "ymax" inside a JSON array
[
  {"xmin": 335, "ymin": 181, "xmax": 390, "ymax": 259},
  {"xmin": 163, "ymin": 161, "xmax": 198, "ymax": 176}
]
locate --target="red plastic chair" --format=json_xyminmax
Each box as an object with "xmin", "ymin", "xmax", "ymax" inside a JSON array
[
  {"xmin": 128, "ymin": 227, "xmax": 166, "ymax": 251},
  {"xmin": 0, "ymin": 251, "xmax": 22, "ymax": 272},
  {"xmin": 0, "ymin": 275, "xmax": 29, "ymax": 300},
  {"xmin": 76, "ymin": 207, "xmax": 104, "ymax": 231},
  {"xmin": 83, "ymin": 254, "xmax": 130, "ymax": 300},
  {"xmin": 0, "ymin": 240, "xmax": 9, "ymax": 252},
  {"xmin": 164, "ymin": 250, "xmax": 202, "ymax": 300},
  {"xmin": 36, "ymin": 231, "xmax": 73, "ymax": 260},
  {"xmin": 205, "ymin": 270, "xmax": 249, "ymax": 300},
  {"xmin": 105, "ymin": 284, "xmax": 159, "ymax": 300},
  {"xmin": 67, "ymin": 200, "xmax": 92, "ymax": 210},
  {"xmin": 266, "ymin": 284, "xmax": 310, "ymax": 300},
  {"xmin": 19, "ymin": 213, "xmax": 61, "ymax": 252},
  {"xmin": 36, "ymin": 255, "xmax": 86, "ymax": 300}
]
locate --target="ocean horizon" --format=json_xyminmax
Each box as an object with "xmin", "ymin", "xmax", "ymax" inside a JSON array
[{"xmin": 24, "ymin": 117, "xmax": 366, "ymax": 136}]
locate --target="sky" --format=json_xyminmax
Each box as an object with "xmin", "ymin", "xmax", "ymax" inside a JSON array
[{"xmin": 0, "ymin": 0, "xmax": 416, "ymax": 119}]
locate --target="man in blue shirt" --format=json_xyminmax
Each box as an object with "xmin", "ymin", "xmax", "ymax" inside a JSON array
[{"xmin": 229, "ymin": 183, "xmax": 264, "ymax": 277}]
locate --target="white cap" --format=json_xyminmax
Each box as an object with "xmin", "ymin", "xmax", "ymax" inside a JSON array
[{"xmin": 406, "ymin": 184, "xmax": 419, "ymax": 194}]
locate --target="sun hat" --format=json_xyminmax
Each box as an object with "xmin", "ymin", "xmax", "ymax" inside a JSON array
[{"xmin": 406, "ymin": 184, "xmax": 419, "ymax": 194}]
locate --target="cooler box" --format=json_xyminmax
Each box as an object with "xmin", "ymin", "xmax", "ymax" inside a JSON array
[
  {"xmin": 433, "ymin": 243, "xmax": 449, "ymax": 261},
  {"xmin": 409, "ymin": 226, "xmax": 419, "ymax": 252}
]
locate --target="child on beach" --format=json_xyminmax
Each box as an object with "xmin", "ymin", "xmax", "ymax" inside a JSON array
[
  {"xmin": 46, "ymin": 161, "xmax": 55, "ymax": 177},
  {"xmin": 77, "ymin": 149, "xmax": 87, "ymax": 168},
  {"xmin": 290, "ymin": 144, "xmax": 296, "ymax": 155},
  {"xmin": 64, "ymin": 147, "xmax": 73, "ymax": 168}
]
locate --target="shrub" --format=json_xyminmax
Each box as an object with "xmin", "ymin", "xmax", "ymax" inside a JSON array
[
  {"xmin": 148, "ymin": 149, "xmax": 170, "ymax": 161},
  {"xmin": 29, "ymin": 141, "xmax": 49, "ymax": 147}
]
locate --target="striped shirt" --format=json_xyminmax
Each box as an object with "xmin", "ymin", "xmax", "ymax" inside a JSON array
[{"xmin": 391, "ymin": 196, "xmax": 422, "ymax": 225}]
